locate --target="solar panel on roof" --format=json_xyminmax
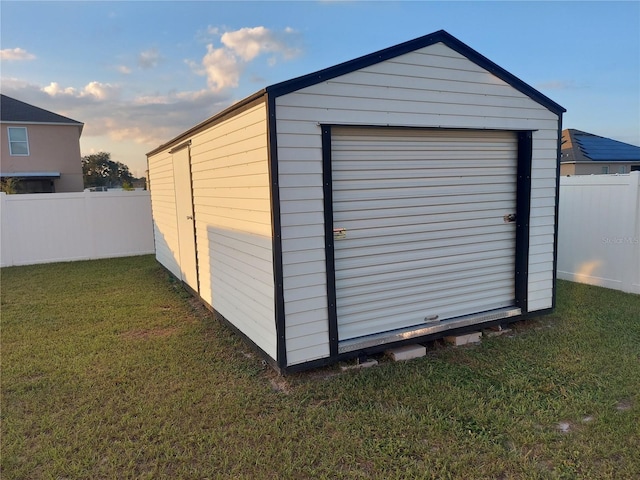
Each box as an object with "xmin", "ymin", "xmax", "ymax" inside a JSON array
[{"xmin": 576, "ymin": 135, "xmax": 640, "ymax": 161}]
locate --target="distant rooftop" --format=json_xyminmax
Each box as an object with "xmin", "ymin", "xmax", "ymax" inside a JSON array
[
  {"xmin": 0, "ymin": 94, "xmax": 83, "ymax": 127},
  {"xmin": 562, "ymin": 129, "xmax": 640, "ymax": 163}
]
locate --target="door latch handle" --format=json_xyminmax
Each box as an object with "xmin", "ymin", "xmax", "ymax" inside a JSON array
[
  {"xmin": 503, "ymin": 213, "xmax": 516, "ymax": 223},
  {"xmin": 186, "ymin": 215, "xmax": 193, "ymax": 220}
]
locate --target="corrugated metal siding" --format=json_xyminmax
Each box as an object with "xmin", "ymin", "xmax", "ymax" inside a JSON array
[
  {"xmin": 189, "ymin": 101, "xmax": 276, "ymax": 359},
  {"xmin": 148, "ymin": 149, "xmax": 181, "ymax": 280},
  {"xmin": 332, "ymin": 128, "xmax": 517, "ymax": 340},
  {"xmin": 276, "ymin": 41, "xmax": 560, "ymax": 365}
]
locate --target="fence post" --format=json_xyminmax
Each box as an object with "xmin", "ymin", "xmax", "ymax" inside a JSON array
[
  {"xmin": 0, "ymin": 193, "xmax": 13, "ymax": 267},
  {"xmin": 623, "ymin": 171, "xmax": 640, "ymax": 293},
  {"xmin": 83, "ymin": 191, "xmax": 96, "ymax": 260}
]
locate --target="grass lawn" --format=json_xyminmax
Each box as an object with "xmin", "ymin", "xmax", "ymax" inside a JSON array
[{"xmin": 1, "ymin": 255, "xmax": 639, "ymax": 479}]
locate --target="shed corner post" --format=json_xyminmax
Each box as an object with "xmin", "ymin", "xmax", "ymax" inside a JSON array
[
  {"xmin": 321, "ymin": 125, "xmax": 339, "ymax": 359},
  {"xmin": 266, "ymin": 93, "xmax": 288, "ymax": 370},
  {"xmin": 551, "ymin": 115, "xmax": 564, "ymax": 310},
  {"xmin": 515, "ymin": 130, "xmax": 533, "ymax": 313}
]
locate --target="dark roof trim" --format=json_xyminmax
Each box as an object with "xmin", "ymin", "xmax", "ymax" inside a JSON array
[
  {"xmin": 0, "ymin": 171, "xmax": 60, "ymax": 178},
  {"xmin": 561, "ymin": 160, "xmax": 640, "ymax": 164},
  {"xmin": 146, "ymin": 90, "xmax": 266, "ymax": 156},
  {"xmin": 2, "ymin": 120, "xmax": 83, "ymax": 128},
  {"xmin": 266, "ymin": 29, "xmax": 566, "ymax": 115}
]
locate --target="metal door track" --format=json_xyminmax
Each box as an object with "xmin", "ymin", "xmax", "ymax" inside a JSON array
[{"xmin": 338, "ymin": 306, "xmax": 521, "ymax": 354}]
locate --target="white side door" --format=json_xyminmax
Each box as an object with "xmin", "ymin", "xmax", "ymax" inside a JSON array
[{"xmin": 172, "ymin": 146, "xmax": 198, "ymax": 291}]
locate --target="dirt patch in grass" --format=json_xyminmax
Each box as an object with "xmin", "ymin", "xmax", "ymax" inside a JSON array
[
  {"xmin": 268, "ymin": 375, "xmax": 291, "ymax": 394},
  {"xmin": 615, "ymin": 399, "xmax": 634, "ymax": 411}
]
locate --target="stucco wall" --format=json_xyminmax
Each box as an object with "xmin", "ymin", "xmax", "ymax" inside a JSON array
[{"xmin": 1, "ymin": 123, "xmax": 84, "ymax": 192}]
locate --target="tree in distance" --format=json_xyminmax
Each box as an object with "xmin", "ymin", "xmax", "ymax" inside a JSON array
[{"xmin": 82, "ymin": 152, "xmax": 143, "ymax": 189}]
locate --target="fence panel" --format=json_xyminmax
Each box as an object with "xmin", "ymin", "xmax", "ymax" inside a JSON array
[
  {"xmin": 1, "ymin": 191, "xmax": 155, "ymax": 267},
  {"xmin": 4, "ymin": 177, "xmax": 639, "ymax": 295},
  {"xmin": 557, "ymin": 171, "xmax": 640, "ymax": 294}
]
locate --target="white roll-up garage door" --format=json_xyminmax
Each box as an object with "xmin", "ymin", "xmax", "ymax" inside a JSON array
[{"xmin": 331, "ymin": 127, "xmax": 518, "ymax": 343}]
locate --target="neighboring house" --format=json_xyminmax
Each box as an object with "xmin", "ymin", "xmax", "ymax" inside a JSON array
[
  {"xmin": 560, "ymin": 128, "xmax": 640, "ymax": 176},
  {"xmin": 1, "ymin": 94, "xmax": 84, "ymax": 193}
]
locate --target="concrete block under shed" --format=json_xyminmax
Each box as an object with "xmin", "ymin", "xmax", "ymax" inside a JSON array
[
  {"xmin": 445, "ymin": 332, "xmax": 482, "ymax": 346},
  {"xmin": 386, "ymin": 344, "xmax": 427, "ymax": 361}
]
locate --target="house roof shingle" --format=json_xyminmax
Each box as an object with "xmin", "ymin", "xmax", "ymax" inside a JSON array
[
  {"xmin": 562, "ymin": 129, "xmax": 640, "ymax": 163},
  {"xmin": 0, "ymin": 94, "xmax": 83, "ymax": 126}
]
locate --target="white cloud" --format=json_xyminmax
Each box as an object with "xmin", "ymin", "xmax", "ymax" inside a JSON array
[
  {"xmin": 189, "ymin": 26, "xmax": 302, "ymax": 94},
  {"xmin": 117, "ymin": 65, "xmax": 132, "ymax": 74},
  {"xmin": 42, "ymin": 82, "xmax": 77, "ymax": 96},
  {"xmin": 102, "ymin": 120, "xmax": 159, "ymax": 144},
  {"xmin": 221, "ymin": 26, "xmax": 301, "ymax": 61},
  {"xmin": 2, "ymin": 77, "xmax": 235, "ymax": 152},
  {"xmin": 134, "ymin": 94, "xmax": 171, "ymax": 106},
  {"xmin": 1, "ymin": 77, "xmax": 31, "ymax": 90},
  {"xmin": 41, "ymin": 81, "xmax": 119, "ymax": 101},
  {"xmin": 0, "ymin": 47, "xmax": 36, "ymax": 61},
  {"xmin": 81, "ymin": 81, "xmax": 118, "ymax": 100},
  {"xmin": 175, "ymin": 89, "xmax": 216, "ymax": 102},
  {"xmin": 200, "ymin": 44, "xmax": 242, "ymax": 92},
  {"xmin": 138, "ymin": 48, "xmax": 161, "ymax": 69},
  {"xmin": 133, "ymin": 89, "xmax": 212, "ymax": 106}
]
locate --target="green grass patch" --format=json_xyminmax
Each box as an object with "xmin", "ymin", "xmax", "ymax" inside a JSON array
[{"xmin": 2, "ymin": 256, "xmax": 639, "ymax": 479}]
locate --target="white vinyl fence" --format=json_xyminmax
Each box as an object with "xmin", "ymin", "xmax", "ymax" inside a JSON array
[
  {"xmin": 557, "ymin": 171, "xmax": 640, "ymax": 294},
  {"xmin": 4, "ymin": 177, "xmax": 639, "ymax": 295},
  {"xmin": 1, "ymin": 191, "xmax": 155, "ymax": 267}
]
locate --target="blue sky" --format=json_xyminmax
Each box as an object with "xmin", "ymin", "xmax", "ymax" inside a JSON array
[{"xmin": 2, "ymin": 1, "xmax": 638, "ymax": 176}]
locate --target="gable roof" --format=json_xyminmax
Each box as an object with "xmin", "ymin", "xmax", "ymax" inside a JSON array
[
  {"xmin": 0, "ymin": 94, "xmax": 83, "ymax": 129},
  {"xmin": 267, "ymin": 30, "xmax": 566, "ymax": 115},
  {"xmin": 148, "ymin": 29, "xmax": 565, "ymax": 156},
  {"xmin": 562, "ymin": 129, "xmax": 640, "ymax": 163}
]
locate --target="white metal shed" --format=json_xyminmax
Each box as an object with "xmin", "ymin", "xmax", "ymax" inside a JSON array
[{"xmin": 147, "ymin": 30, "xmax": 565, "ymax": 372}]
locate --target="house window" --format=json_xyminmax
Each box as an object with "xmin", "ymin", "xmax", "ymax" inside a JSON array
[
  {"xmin": 601, "ymin": 166, "xmax": 609, "ymax": 174},
  {"xmin": 618, "ymin": 166, "xmax": 626, "ymax": 174},
  {"xmin": 8, "ymin": 127, "xmax": 29, "ymax": 156}
]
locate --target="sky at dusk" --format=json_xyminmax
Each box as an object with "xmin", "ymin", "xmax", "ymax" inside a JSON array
[{"xmin": 1, "ymin": 1, "xmax": 639, "ymax": 177}]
